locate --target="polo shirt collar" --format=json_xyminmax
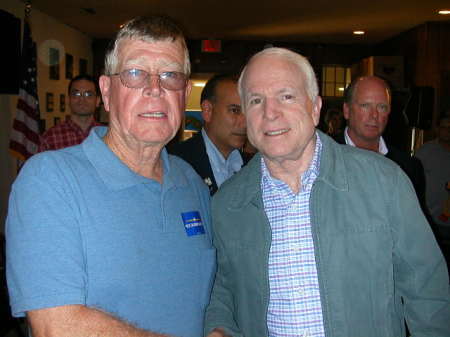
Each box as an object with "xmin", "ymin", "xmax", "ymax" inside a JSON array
[{"xmin": 83, "ymin": 126, "xmax": 186, "ymax": 191}]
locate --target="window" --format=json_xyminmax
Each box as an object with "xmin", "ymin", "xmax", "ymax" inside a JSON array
[{"xmin": 321, "ymin": 65, "xmax": 351, "ymax": 97}]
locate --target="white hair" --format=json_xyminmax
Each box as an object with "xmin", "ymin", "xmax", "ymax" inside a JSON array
[{"xmin": 238, "ymin": 47, "xmax": 318, "ymax": 103}]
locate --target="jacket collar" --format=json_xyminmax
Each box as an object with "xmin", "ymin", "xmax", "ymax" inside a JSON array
[
  {"xmin": 226, "ymin": 130, "xmax": 348, "ymax": 210},
  {"xmin": 316, "ymin": 130, "xmax": 349, "ymax": 192}
]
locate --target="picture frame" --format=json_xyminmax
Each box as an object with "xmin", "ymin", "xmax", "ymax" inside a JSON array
[
  {"xmin": 49, "ymin": 48, "xmax": 60, "ymax": 80},
  {"xmin": 60, "ymin": 94, "xmax": 66, "ymax": 112},
  {"xmin": 65, "ymin": 53, "xmax": 73, "ymax": 79},
  {"xmin": 46, "ymin": 92, "xmax": 54, "ymax": 112}
]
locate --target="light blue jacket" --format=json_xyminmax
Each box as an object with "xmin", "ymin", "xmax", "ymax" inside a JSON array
[{"xmin": 205, "ymin": 131, "xmax": 450, "ymax": 337}]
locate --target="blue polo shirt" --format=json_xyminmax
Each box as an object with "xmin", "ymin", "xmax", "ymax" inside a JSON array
[{"xmin": 6, "ymin": 127, "xmax": 215, "ymax": 337}]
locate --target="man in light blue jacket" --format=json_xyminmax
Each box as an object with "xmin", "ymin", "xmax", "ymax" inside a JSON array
[{"xmin": 205, "ymin": 47, "xmax": 450, "ymax": 337}]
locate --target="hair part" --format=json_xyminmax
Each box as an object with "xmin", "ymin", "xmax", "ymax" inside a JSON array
[
  {"xmin": 68, "ymin": 74, "xmax": 98, "ymax": 95},
  {"xmin": 238, "ymin": 47, "xmax": 319, "ymax": 103},
  {"xmin": 104, "ymin": 16, "xmax": 190, "ymax": 76},
  {"xmin": 200, "ymin": 74, "xmax": 238, "ymax": 104}
]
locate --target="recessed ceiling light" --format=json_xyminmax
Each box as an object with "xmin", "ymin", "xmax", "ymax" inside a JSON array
[
  {"xmin": 438, "ymin": 10, "xmax": 450, "ymax": 15},
  {"xmin": 353, "ymin": 30, "xmax": 365, "ymax": 35},
  {"xmin": 193, "ymin": 82, "xmax": 206, "ymax": 87}
]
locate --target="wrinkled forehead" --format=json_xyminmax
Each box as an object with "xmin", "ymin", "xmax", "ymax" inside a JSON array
[
  {"xmin": 354, "ymin": 78, "xmax": 391, "ymax": 103},
  {"xmin": 116, "ymin": 38, "xmax": 186, "ymax": 70},
  {"xmin": 242, "ymin": 55, "xmax": 304, "ymax": 93}
]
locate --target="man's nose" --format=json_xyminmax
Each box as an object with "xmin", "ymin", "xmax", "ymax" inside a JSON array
[
  {"xmin": 368, "ymin": 104, "xmax": 379, "ymax": 119},
  {"xmin": 143, "ymin": 75, "xmax": 162, "ymax": 97},
  {"xmin": 263, "ymin": 98, "xmax": 281, "ymax": 120}
]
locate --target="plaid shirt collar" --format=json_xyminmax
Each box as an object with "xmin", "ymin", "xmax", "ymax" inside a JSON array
[{"xmin": 261, "ymin": 132, "xmax": 322, "ymax": 195}]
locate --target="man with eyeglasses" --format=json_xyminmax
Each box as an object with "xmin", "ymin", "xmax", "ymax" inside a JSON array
[
  {"xmin": 170, "ymin": 74, "xmax": 247, "ymax": 195},
  {"xmin": 6, "ymin": 16, "xmax": 215, "ymax": 337},
  {"xmin": 38, "ymin": 74, "xmax": 102, "ymax": 152}
]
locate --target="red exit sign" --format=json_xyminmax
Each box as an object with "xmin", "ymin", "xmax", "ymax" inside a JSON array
[{"xmin": 201, "ymin": 40, "xmax": 221, "ymax": 53}]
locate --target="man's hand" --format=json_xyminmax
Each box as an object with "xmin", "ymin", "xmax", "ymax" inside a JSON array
[{"xmin": 206, "ymin": 328, "xmax": 231, "ymax": 337}]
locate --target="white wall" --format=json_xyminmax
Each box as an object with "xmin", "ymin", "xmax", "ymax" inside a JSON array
[{"xmin": 0, "ymin": 0, "xmax": 93, "ymax": 232}]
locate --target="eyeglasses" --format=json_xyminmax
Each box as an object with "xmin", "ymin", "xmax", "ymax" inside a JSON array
[
  {"xmin": 111, "ymin": 69, "xmax": 188, "ymax": 91},
  {"xmin": 70, "ymin": 90, "xmax": 96, "ymax": 98}
]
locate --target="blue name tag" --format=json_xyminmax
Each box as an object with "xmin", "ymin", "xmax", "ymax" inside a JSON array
[{"xmin": 181, "ymin": 211, "xmax": 205, "ymax": 236}]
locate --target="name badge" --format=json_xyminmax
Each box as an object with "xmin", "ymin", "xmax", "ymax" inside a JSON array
[{"xmin": 181, "ymin": 211, "xmax": 205, "ymax": 236}]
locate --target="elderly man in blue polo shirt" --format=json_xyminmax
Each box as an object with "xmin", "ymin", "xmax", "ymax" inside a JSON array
[
  {"xmin": 6, "ymin": 16, "xmax": 215, "ymax": 337},
  {"xmin": 205, "ymin": 48, "xmax": 450, "ymax": 337}
]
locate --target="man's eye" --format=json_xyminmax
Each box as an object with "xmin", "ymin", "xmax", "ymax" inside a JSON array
[
  {"xmin": 282, "ymin": 94, "xmax": 294, "ymax": 100},
  {"xmin": 127, "ymin": 69, "xmax": 144, "ymax": 77},
  {"xmin": 229, "ymin": 106, "xmax": 242, "ymax": 114},
  {"xmin": 161, "ymin": 71, "xmax": 177, "ymax": 79},
  {"xmin": 360, "ymin": 103, "xmax": 370, "ymax": 109},
  {"xmin": 377, "ymin": 104, "xmax": 389, "ymax": 113},
  {"xmin": 249, "ymin": 98, "xmax": 261, "ymax": 105}
]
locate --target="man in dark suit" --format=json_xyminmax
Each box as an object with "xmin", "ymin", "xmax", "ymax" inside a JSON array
[
  {"xmin": 336, "ymin": 75, "xmax": 425, "ymax": 201},
  {"xmin": 170, "ymin": 74, "xmax": 246, "ymax": 195}
]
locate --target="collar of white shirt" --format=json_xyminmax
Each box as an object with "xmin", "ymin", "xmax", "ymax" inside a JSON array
[
  {"xmin": 344, "ymin": 126, "xmax": 388, "ymax": 155},
  {"xmin": 201, "ymin": 128, "xmax": 243, "ymax": 187}
]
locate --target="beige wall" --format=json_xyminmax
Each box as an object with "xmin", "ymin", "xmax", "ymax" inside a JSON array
[{"xmin": 0, "ymin": 0, "xmax": 93, "ymax": 232}]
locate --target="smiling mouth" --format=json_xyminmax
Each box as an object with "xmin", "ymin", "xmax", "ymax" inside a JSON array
[
  {"xmin": 265, "ymin": 128, "xmax": 290, "ymax": 136},
  {"xmin": 139, "ymin": 112, "xmax": 166, "ymax": 118}
]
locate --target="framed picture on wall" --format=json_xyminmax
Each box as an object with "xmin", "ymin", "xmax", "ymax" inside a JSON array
[
  {"xmin": 79, "ymin": 58, "xmax": 87, "ymax": 75},
  {"xmin": 65, "ymin": 53, "xmax": 73, "ymax": 79},
  {"xmin": 49, "ymin": 48, "xmax": 60, "ymax": 80},
  {"xmin": 60, "ymin": 94, "xmax": 66, "ymax": 112},
  {"xmin": 46, "ymin": 92, "xmax": 54, "ymax": 112}
]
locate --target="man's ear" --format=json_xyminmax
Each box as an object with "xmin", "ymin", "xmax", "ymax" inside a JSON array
[
  {"xmin": 99, "ymin": 75, "xmax": 111, "ymax": 112},
  {"xmin": 185, "ymin": 80, "xmax": 192, "ymax": 101},
  {"xmin": 312, "ymin": 96, "xmax": 322, "ymax": 127},
  {"xmin": 343, "ymin": 102, "xmax": 350, "ymax": 120},
  {"xmin": 201, "ymin": 100, "xmax": 213, "ymax": 123}
]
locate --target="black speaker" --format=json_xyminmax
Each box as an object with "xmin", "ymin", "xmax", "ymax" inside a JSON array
[
  {"xmin": 404, "ymin": 86, "xmax": 434, "ymax": 130},
  {"xmin": 0, "ymin": 10, "xmax": 21, "ymax": 94}
]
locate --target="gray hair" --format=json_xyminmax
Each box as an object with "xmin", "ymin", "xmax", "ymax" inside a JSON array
[
  {"xmin": 238, "ymin": 47, "xmax": 319, "ymax": 103},
  {"xmin": 104, "ymin": 16, "xmax": 190, "ymax": 76}
]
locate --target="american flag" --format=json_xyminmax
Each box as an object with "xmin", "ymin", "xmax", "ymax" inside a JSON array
[{"xmin": 9, "ymin": 19, "xmax": 40, "ymax": 161}]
